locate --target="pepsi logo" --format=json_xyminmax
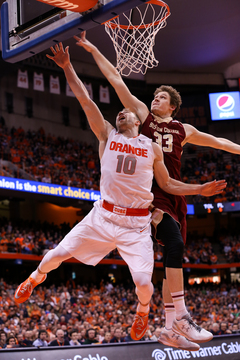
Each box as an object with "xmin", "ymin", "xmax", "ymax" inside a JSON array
[{"xmin": 216, "ymin": 94, "xmax": 235, "ymax": 112}]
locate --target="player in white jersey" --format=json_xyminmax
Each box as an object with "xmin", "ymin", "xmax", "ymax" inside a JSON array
[{"xmin": 14, "ymin": 43, "xmax": 226, "ymax": 342}]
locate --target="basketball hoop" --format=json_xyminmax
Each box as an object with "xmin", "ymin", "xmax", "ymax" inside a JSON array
[{"xmin": 103, "ymin": 0, "xmax": 170, "ymax": 76}]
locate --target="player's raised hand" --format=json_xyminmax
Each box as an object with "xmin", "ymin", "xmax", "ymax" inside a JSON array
[
  {"xmin": 46, "ymin": 43, "xmax": 70, "ymax": 69},
  {"xmin": 200, "ymin": 179, "xmax": 227, "ymax": 197},
  {"xmin": 74, "ymin": 31, "xmax": 95, "ymax": 53}
]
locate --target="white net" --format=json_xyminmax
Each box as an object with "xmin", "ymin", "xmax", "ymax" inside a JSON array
[{"xmin": 104, "ymin": 1, "xmax": 170, "ymax": 76}]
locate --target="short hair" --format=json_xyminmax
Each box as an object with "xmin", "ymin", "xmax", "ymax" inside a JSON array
[
  {"xmin": 70, "ymin": 329, "xmax": 78, "ymax": 337},
  {"xmin": 56, "ymin": 329, "xmax": 64, "ymax": 335},
  {"xmin": 0, "ymin": 331, "xmax": 7, "ymax": 339},
  {"xmin": 38, "ymin": 330, "xmax": 47, "ymax": 337},
  {"xmin": 154, "ymin": 85, "xmax": 182, "ymax": 118},
  {"xmin": 86, "ymin": 328, "xmax": 96, "ymax": 338},
  {"xmin": 6, "ymin": 336, "xmax": 16, "ymax": 344}
]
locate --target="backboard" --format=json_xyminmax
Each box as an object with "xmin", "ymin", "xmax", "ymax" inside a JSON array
[{"xmin": 1, "ymin": 0, "xmax": 147, "ymax": 63}]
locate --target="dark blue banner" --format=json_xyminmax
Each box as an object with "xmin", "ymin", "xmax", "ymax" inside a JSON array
[
  {"xmin": 0, "ymin": 176, "xmax": 100, "ymax": 202},
  {"xmin": 1, "ymin": 335, "xmax": 240, "ymax": 360}
]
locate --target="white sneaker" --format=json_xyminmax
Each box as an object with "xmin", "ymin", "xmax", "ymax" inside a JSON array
[
  {"xmin": 172, "ymin": 314, "xmax": 213, "ymax": 343},
  {"xmin": 158, "ymin": 328, "xmax": 200, "ymax": 351}
]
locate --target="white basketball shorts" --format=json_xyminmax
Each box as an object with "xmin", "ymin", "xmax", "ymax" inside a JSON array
[{"xmin": 60, "ymin": 200, "xmax": 154, "ymax": 275}]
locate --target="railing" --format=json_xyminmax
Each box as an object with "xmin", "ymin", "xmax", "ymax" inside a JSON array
[{"xmin": 0, "ymin": 253, "xmax": 239, "ymax": 269}]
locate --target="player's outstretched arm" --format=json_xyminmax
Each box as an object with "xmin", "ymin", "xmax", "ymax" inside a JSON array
[
  {"xmin": 152, "ymin": 143, "xmax": 227, "ymax": 196},
  {"xmin": 74, "ymin": 31, "xmax": 149, "ymax": 123},
  {"xmin": 183, "ymin": 123, "xmax": 240, "ymax": 154},
  {"xmin": 46, "ymin": 43, "xmax": 113, "ymax": 142}
]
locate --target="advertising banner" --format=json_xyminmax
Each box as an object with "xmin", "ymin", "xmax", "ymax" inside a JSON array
[
  {"xmin": 209, "ymin": 91, "xmax": 240, "ymax": 121},
  {"xmin": 1, "ymin": 335, "xmax": 240, "ymax": 360},
  {"xmin": 0, "ymin": 176, "xmax": 100, "ymax": 202}
]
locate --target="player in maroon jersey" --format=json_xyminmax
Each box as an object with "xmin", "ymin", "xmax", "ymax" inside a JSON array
[{"xmin": 76, "ymin": 31, "xmax": 240, "ymax": 350}]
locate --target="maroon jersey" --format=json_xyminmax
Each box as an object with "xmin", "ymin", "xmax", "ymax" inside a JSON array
[{"xmin": 141, "ymin": 112, "xmax": 187, "ymax": 242}]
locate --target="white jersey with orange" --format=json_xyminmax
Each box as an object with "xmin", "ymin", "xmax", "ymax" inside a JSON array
[
  {"xmin": 60, "ymin": 128, "xmax": 154, "ymax": 273},
  {"xmin": 100, "ymin": 128, "xmax": 154, "ymax": 209}
]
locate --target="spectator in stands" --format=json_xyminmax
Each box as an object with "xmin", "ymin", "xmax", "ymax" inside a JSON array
[
  {"xmin": 142, "ymin": 330, "xmax": 152, "ymax": 341},
  {"xmin": 83, "ymin": 329, "xmax": 98, "ymax": 345},
  {"xmin": 32, "ymin": 330, "xmax": 48, "ymax": 347},
  {"xmin": 210, "ymin": 323, "xmax": 221, "ymax": 336},
  {"xmin": 30, "ymin": 303, "xmax": 42, "ymax": 322},
  {"xmin": 16, "ymin": 333, "xmax": 27, "ymax": 347},
  {"xmin": 49, "ymin": 329, "xmax": 69, "ymax": 346},
  {"xmin": 123, "ymin": 326, "xmax": 132, "ymax": 342},
  {"xmin": 101, "ymin": 332, "xmax": 111, "ymax": 344},
  {"xmin": 231, "ymin": 324, "xmax": 240, "ymax": 334},
  {"xmin": 60, "ymin": 287, "xmax": 71, "ymax": 307},
  {"xmin": 209, "ymin": 251, "xmax": 218, "ymax": 265},
  {"xmin": 6, "ymin": 335, "xmax": 18, "ymax": 348},
  {"xmin": 47, "ymin": 307, "xmax": 59, "ymax": 323},
  {"xmin": 150, "ymin": 328, "xmax": 162, "ymax": 341},
  {"xmin": 22, "ymin": 330, "xmax": 33, "ymax": 347},
  {"xmin": 218, "ymin": 322, "xmax": 232, "ymax": 335},
  {"xmin": 69, "ymin": 329, "xmax": 81, "ymax": 346},
  {"xmin": 0, "ymin": 331, "xmax": 7, "ymax": 349},
  {"xmin": 97, "ymin": 328, "xmax": 105, "ymax": 343},
  {"xmin": 110, "ymin": 328, "xmax": 125, "ymax": 343}
]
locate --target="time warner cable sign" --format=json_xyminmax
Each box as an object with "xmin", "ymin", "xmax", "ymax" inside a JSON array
[
  {"xmin": 1, "ymin": 336, "xmax": 240, "ymax": 360},
  {"xmin": 0, "ymin": 176, "xmax": 101, "ymax": 202}
]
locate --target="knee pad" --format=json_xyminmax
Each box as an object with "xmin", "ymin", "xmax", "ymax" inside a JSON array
[
  {"xmin": 157, "ymin": 214, "xmax": 184, "ymax": 270},
  {"xmin": 165, "ymin": 241, "xmax": 184, "ymax": 268},
  {"xmin": 165, "ymin": 237, "xmax": 184, "ymax": 268}
]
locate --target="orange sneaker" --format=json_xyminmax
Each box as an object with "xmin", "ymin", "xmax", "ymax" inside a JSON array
[
  {"xmin": 14, "ymin": 275, "xmax": 47, "ymax": 304},
  {"xmin": 130, "ymin": 312, "xmax": 149, "ymax": 340}
]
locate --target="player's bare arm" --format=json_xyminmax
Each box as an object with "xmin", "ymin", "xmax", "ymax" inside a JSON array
[
  {"xmin": 152, "ymin": 142, "xmax": 226, "ymax": 196},
  {"xmin": 46, "ymin": 43, "xmax": 114, "ymax": 152},
  {"xmin": 74, "ymin": 31, "xmax": 149, "ymax": 124},
  {"xmin": 183, "ymin": 123, "xmax": 240, "ymax": 154}
]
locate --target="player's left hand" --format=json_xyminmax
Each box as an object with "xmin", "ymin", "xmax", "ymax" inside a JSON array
[
  {"xmin": 46, "ymin": 43, "xmax": 70, "ymax": 68},
  {"xmin": 200, "ymin": 179, "xmax": 227, "ymax": 197}
]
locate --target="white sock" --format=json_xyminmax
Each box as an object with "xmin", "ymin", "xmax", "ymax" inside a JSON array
[
  {"xmin": 30, "ymin": 269, "xmax": 46, "ymax": 283},
  {"xmin": 137, "ymin": 303, "xmax": 149, "ymax": 314},
  {"xmin": 171, "ymin": 290, "xmax": 188, "ymax": 320},
  {"xmin": 164, "ymin": 303, "xmax": 176, "ymax": 329}
]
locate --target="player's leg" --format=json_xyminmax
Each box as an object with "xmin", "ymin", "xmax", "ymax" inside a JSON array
[
  {"xmin": 14, "ymin": 244, "xmax": 72, "ymax": 304},
  {"xmin": 132, "ymin": 271, "xmax": 153, "ymax": 313},
  {"xmin": 158, "ymin": 237, "xmax": 199, "ymax": 350},
  {"xmin": 156, "ymin": 214, "xmax": 212, "ymax": 345},
  {"xmin": 129, "ymin": 271, "xmax": 153, "ymax": 341},
  {"xmin": 116, "ymin": 223, "xmax": 154, "ymax": 340},
  {"xmin": 162, "ymin": 277, "xmax": 176, "ymax": 331},
  {"xmin": 15, "ymin": 204, "xmax": 115, "ymax": 304}
]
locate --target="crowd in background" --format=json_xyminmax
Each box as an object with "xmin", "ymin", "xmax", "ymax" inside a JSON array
[
  {"xmin": 1, "ymin": 126, "xmax": 240, "ymax": 203},
  {"xmin": 0, "ymin": 278, "xmax": 239, "ymax": 349},
  {"xmin": 0, "ymin": 216, "xmax": 240, "ymax": 264},
  {"xmin": 0, "ymin": 126, "xmax": 100, "ymax": 190},
  {"xmin": 0, "ymin": 124, "xmax": 240, "ymax": 350},
  {"xmin": 181, "ymin": 146, "xmax": 240, "ymax": 204}
]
